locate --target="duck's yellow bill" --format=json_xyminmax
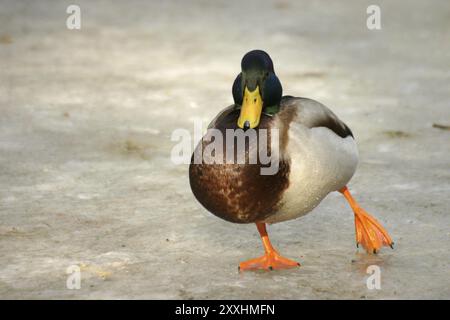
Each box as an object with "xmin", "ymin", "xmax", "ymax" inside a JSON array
[{"xmin": 237, "ymin": 86, "xmax": 263, "ymax": 129}]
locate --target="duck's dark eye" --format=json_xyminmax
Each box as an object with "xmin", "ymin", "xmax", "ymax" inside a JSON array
[{"xmin": 253, "ymin": 98, "xmax": 257, "ymax": 103}]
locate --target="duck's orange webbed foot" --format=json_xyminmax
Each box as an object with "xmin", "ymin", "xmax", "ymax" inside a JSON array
[
  {"xmin": 340, "ymin": 186, "xmax": 394, "ymax": 254},
  {"xmin": 239, "ymin": 223, "xmax": 300, "ymax": 271},
  {"xmin": 239, "ymin": 250, "xmax": 300, "ymax": 271}
]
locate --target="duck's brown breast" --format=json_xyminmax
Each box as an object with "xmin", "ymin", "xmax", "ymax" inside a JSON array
[{"xmin": 189, "ymin": 111, "xmax": 290, "ymax": 223}]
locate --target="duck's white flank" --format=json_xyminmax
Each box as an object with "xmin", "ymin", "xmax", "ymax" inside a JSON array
[{"xmin": 265, "ymin": 123, "xmax": 359, "ymax": 224}]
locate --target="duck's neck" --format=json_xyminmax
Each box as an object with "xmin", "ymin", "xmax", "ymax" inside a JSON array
[{"xmin": 263, "ymin": 104, "xmax": 280, "ymax": 116}]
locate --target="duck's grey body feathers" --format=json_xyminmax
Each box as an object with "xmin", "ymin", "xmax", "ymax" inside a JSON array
[
  {"xmin": 280, "ymin": 96, "xmax": 353, "ymax": 138},
  {"xmin": 265, "ymin": 97, "xmax": 359, "ymax": 223},
  {"xmin": 190, "ymin": 96, "xmax": 358, "ymax": 224}
]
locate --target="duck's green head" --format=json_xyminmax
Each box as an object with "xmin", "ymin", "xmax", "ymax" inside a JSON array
[{"xmin": 232, "ymin": 50, "xmax": 283, "ymax": 130}]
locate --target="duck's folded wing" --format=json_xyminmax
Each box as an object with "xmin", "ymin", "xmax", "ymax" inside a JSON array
[{"xmin": 281, "ymin": 96, "xmax": 353, "ymax": 138}]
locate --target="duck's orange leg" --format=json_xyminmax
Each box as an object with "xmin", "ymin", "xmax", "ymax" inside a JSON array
[
  {"xmin": 239, "ymin": 223, "xmax": 300, "ymax": 271},
  {"xmin": 339, "ymin": 186, "xmax": 394, "ymax": 253}
]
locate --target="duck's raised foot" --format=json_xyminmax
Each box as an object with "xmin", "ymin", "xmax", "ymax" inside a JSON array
[
  {"xmin": 239, "ymin": 251, "xmax": 300, "ymax": 271},
  {"xmin": 354, "ymin": 206, "xmax": 394, "ymax": 254},
  {"xmin": 340, "ymin": 186, "xmax": 394, "ymax": 254}
]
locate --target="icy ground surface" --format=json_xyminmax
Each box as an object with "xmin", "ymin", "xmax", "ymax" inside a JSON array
[{"xmin": 0, "ymin": 0, "xmax": 449, "ymax": 299}]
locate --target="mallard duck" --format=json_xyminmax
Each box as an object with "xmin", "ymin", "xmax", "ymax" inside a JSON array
[{"xmin": 189, "ymin": 50, "xmax": 393, "ymax": 271}]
